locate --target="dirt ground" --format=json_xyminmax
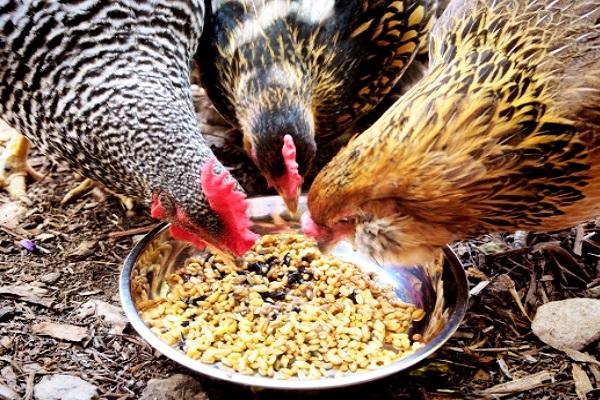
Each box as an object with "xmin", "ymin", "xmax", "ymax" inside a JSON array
[{"xmin": 1, "ymin": 93, "xmax": 599, "ymax": 400}]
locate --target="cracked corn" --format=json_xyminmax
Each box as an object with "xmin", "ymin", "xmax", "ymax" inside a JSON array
[{"xmin": 136, "ymin": 233, "xmax": 426, "ymax": 379}]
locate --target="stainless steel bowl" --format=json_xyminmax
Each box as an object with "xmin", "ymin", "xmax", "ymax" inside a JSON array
[{"xmin": 120, "ymin": 195, "xmax": 468, "ymax": 389}]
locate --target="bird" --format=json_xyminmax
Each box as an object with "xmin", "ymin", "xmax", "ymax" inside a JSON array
[
  {"xmin": 302, "ymin": 0, "xmax": 600, "ymax": 266},
  {"xmin": 196, "ymin": 0, "xmax": 438, "ymax": 213},
  {"xmin": 0, "ymin": 0, "xmax": 258, "ymax": 256}
]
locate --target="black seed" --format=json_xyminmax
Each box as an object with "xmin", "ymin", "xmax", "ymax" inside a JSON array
[
  {"xmin": 282, "ymin": 253, "xmax": 292, "ymax": 266},
  {"xmin": 187, "ymin": 295, "xmax": 207, "ymax": 305},
  {"xmin": 270, "ymin": 290, "xmax": 286, "ymax": 300},
  {"xmin": 248, "ymin": 262, "xmax": 268, "ymax": 274},
  {"xmin": 287, "ymin": 270, "xmax": 303, "ymax": 285},
  {"xmin": 270, "ymin": 313, "xmax": 278, "ymax": 321},
  {"xmin": 266, "ymin": 256, "xmax": 277, "ymax": 264},
  {"xmin": 292, "ymin": 306, "xmax": 301, "ymax": 312},
  {"xmin": 348, "ymin": 291, "xmax": 358, "ymax": 304},
  {"xmin": 181, "ymin": 320, "xmax": 190, "ymax": 327},
  {"xmin": 260, "ymin": 290, "xmax": 287, "ymax": 301}
]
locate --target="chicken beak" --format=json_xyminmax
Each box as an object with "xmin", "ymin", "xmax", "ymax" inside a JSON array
[
  {"xmin": 316, "ymin": 238, "xmax": 336, "ymax": 254},
  {"xmin": 277, "ymin": 187, "xmax": 300, "ymax": 216},
  {"xmin": 206, "ymin": 244, "xmax": 244, "ymax": 269}
]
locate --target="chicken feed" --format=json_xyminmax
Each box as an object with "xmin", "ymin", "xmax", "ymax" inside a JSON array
[{"xmin": 133, "ymin": 233, "xmax": 425, "ymax": 379}]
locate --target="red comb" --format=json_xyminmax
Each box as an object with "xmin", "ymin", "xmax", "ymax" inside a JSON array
[
  {"xmin": 277, "ymin": 135, "xmax": 303, "ymax": 199},
  {"xmin": 200, "ymin": 158, "xmax": 258, "ymax": 256}
]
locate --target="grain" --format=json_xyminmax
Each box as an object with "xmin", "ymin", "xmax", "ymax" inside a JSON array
[{"xmin": 134, "ymin": 233, "xmax": 425, "ymax": 379}]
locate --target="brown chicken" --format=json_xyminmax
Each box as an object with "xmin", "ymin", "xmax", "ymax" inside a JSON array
[
  {"xmin": 302, "ymin": 0, "xmax": 600, "ymax": 266},
  {"xmin": 197, "ymin": 0, "xmax": 438, "ymax": 213}
]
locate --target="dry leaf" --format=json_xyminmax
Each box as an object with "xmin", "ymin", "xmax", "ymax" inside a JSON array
[
  {"xmin": 562, "ymin": 348, "xmax": 600, "ymax": 366},
  {"xmin": 497, "ymin": 357, "xmax": 512, "ymax": 379},
  {"xmin": 0, "ymin": 284, "xmax": 53, "ymax": 307},
  {"xmin": 572, "ymin": 364, "xmax": 593, "ymax": 400},
  {"xmin": 469, "ymin": 281, "xmax": 490, "ymax": 296},
  {"xmin": 491, "ymin": 274, "xmax": 530, "ymax": 320},
  {"xmin": 67, "ymin": 240, "xmax": 97, "ymax": 258},
  {"xmin": 77, "ymin": 300, "xmax": 128, "ymax": 334},
  {"xmin": 476, "ymin": 371, "xmax": 555, "ymax": 397},
  {"xmin": 474, "ymin": 369, "xmax": 491, "ymax": 381},
  {"xmin": 32, "ymin": 322, "xmax": 88, "ymax": 342}
]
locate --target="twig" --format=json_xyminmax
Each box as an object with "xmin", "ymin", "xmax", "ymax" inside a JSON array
[
  {"xmin": 471, "ymin": 346, "xmax": 530, "ymax": 352},
  {"xmin": 23, "ymin": 371, "xmax": 35, "ymax": 400},
  {"xmin": 107, "ymin": 224, "xmax": 156, "ymax": 239},
  {"xmin": 476, "ymin": 371, "xmax": 555, "ymax": 397},
  {"xmin": 0, "ymin": 226, "xmax": 51, "ymax": 253},
  {"xmin": 574, "ymin": 224, "xmax": 585, "ymax": 256}
]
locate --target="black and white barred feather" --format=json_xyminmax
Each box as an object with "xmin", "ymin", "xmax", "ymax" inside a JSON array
[{"xmin": 0, "ymin": 0, "xmax": 232, "ymax": 238}]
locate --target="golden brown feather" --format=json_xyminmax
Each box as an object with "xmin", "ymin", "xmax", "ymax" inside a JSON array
[{"xmin": 303, "ymin": 0, "xmax": 600, "ymax": 266}]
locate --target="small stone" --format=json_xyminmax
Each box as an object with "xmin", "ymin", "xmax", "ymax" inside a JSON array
[
  {"xmin": 0, "ymin": 201, "xmax": 26, "ymax": 230},
  {"xmin": 35, "ymin": 233, "xmax": 55, "ymax": 242},
  {"xmin": 34, "ymin": 374, "xmax": 97, "ymax": 400},
  {"xmin": 0, "ymin": 337, "xmax": 12, "ymax": 349},
  {"xmin": 40, "ymin": 272, "xmax": 61, "ymax": 285},
  {"xmin": 23, "ymin": 363, "xmax": 45, "ymax": 374},
  {"xmin": 139, "ymin": 375, "xmax": 208, "ymax": 400},
  {"xmin": 0, "ymin": 383, "xmax": 19, "ymax": 400},
  {"xmin": 532, "ymin": 298, "xmax": 600, "ymax": 351}
]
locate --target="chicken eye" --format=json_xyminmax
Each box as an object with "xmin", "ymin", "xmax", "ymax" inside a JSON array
[{"xmin": 337, "ymin": 217, "xmax": 354, "ymax": 225}]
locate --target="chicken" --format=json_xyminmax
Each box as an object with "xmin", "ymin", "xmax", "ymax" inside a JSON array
[
  {"xmin": 302, "ymin": 0, "xmax": 600, "ymax": 266},
  {"xmin": 0, "ymin": 0, "xmax": 258, "ymax": 256},
  {"xmin": 196, "ymin": 0, "xmax": 438, "ymax": 213}
]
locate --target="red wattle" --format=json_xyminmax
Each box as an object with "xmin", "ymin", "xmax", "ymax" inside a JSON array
[
  {"xmin": 277, "ymin": 135, "xmax": 303, "ymax": 198},
  {"xmin": 169, "ymin": 224, "xmax": 207, "ymax": 250},
  {"xmin": 150, "ymin": 194, "xmax": 166, "ymax": 219},
  {"xmin": 200, "ymin": 158, "xmax": 259, "ymax": 256}
]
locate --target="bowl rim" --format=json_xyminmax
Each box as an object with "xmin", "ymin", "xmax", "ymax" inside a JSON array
[{"xmin": 120, "ymin": 204, "xmax": 469, "ymax": 389}]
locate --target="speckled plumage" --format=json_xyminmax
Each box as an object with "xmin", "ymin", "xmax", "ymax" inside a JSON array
[
  {"xmin": 305, "ymin": 0, "xmax": 600, "ymax": 265},
  {"xmin": 197, "ymin": 0, "xmax": 438, "ymax": 195},
  {"xmin": 0, "ymin": 0, "xmax": 254, "ymax": 253}
]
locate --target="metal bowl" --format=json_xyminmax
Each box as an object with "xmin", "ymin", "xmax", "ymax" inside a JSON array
[{"xmin": 120, "ymin": 195, "xmax": 468, "ymax": 389}]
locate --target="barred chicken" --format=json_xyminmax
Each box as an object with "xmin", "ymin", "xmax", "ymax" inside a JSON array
[
  {"xmin": 303, "ymin": 0, "xmax": 600, "ymax": 265},
  {"xmin": 197, "ymin": 0, "xmax": 438, "ymax": 213},
  {"xmin": 0, "ymin": 0, "xmax": 257, "ymax": 255}
]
